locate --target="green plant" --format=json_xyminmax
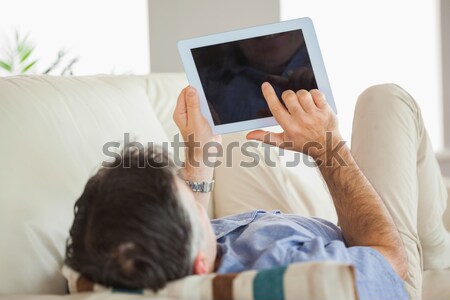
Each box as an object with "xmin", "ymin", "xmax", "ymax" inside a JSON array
[{"xmin": 0, "ymin": 30, "xmax": 79, "ymax": 76}]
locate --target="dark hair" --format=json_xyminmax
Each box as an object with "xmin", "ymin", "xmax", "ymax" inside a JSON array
[{"xmin": 65, "ymin": 145, "xmax": 196, "ymax": 291}]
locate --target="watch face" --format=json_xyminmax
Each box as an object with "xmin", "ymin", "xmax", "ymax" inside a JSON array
[
  {"xmin": 193, "ymin": 182, "xmax": 201, "ymax": 192},
  {"xmin": 186, "ymin": 180, "xmax": 214, "ymax": 193}
]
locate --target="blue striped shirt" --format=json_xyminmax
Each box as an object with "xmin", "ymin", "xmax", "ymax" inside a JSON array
[{"xmin": 212, "ymin": 210, "xmax": 408, "ymax": 300}]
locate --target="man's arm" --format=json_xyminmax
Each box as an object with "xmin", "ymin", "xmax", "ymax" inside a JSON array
[
  {"xmin": 246, "ymin": 82, "xmax": 408, "ymax": 279},
  {"xmin": 316, "ymin": 141, "xmax": 408, "ymax": 279},
  {"xmin": 182, "ymin": 149, "xmax": 214, "ymax": 209},
  {"xmin": 173, "ymin": 86, "xmax": 220, "ymax": 210}
]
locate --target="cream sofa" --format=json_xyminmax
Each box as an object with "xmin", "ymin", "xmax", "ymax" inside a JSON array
[{"xmin": 0, "ymin": 74, "xmax": 449, "ymax": 299}]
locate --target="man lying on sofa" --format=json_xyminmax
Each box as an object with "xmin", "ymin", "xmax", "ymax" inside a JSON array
[{"xmin": 65, "ymin": 83, "xmax": 450, "ymax": 300}]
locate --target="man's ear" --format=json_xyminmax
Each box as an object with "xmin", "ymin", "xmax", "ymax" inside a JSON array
[{"xmin": 192, "ymin": 251, "xmax": 209, "ymax": 275}]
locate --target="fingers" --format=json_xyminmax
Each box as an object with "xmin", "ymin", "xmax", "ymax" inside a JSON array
[
  {"xmin": 173, "ymin": 87, "xmax": 188, "ymax": 125},
  {"xmin": 296, "ymin": 89, "xmax": 315, "ymax": 112},
  {"xmin": 246, "ymin": 130, "xmax": 285, "ymax": 148},
  {"xmin": 281, "ymin": 90, "xmax": 303, "ymax": 115},
  {"xmin": 310, "ymin": 89, "xmax": 328, "ymax": 109},
  {"xmin": 261, "ymin": 82, "xmax": 291, "ymax": 127},
  {"xmin": 266, "ymin": 74, "xmax": 288, "ymax": 91}
]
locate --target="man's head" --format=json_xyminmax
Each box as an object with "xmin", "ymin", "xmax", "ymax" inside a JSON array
[
  {"xmin": 238, "ymin": 30, "xmax": 304, "ymax": 74},
  {"xmin": 65, "ymin": 145, "xmax": 217, "ymax": 291}
]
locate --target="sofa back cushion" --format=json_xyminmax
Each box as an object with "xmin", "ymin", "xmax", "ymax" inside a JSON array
[
  {"xmin": 0, "ymin": 75, "xmax": 169, "ymax": 293},
  {"xmin": 144, "ymin": 73, "xmax": 188, "ymax": 141},
  {"xmin": 0, "ymin": 73, "xmax": 339, "ymax": 295}
]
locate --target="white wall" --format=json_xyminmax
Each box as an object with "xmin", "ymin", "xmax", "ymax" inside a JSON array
[
  {"xmin": 281, "ymin": 0, "xmax": 443, "ymax": 150},
  {"xmin": 148, "ymin": 0, "xmax": 280, "ymax": 72},
  {"xmin": 0, "ymin": 0, "xmax": 149, "ymax": 75}
]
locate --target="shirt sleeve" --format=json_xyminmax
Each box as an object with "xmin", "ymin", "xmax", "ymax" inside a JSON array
[{"xmin": 287, "ymin": 237, "xmax": 408, "ymax": 300}]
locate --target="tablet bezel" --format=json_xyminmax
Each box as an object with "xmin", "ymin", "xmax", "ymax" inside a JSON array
[{"xmin": 177, "ymin": 17, "xmax": 336, "ymax": 135}]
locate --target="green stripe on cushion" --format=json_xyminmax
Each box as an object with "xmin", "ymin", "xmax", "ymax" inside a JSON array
[{"xmin": 253, "ymin": 266, "xmax": 287, "ymax": 300}]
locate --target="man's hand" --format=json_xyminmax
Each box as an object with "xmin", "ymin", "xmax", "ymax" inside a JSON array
[
  {"xmin": 173, "ymin": 86, "xmax": 221, "ymax": 152},
  {"xmin": 246, "ymin": 82, "xmax": 341, "ymax": 160},
  {"xmin": 247, "ymin": 82, "xmax": 408, "ymax": 279},
  {"xmin": 173, "ymin": 86, "xmax": 221, "ymax": 206},
  {"xmin": 267, "ymin": 67, "xmax": 317, "ymax": 93}
]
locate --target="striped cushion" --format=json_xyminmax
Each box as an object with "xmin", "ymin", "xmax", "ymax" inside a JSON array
[{"xmin": 62, "ymin": 262, "xmax": 357, "ymax": 300}]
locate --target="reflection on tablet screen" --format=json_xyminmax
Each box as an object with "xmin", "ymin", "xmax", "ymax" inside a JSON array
[{"xmin": 191, "ymin": 29, "xmax": 317, "ymax": 125}]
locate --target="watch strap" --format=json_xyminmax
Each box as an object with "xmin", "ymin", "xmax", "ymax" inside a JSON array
[{"xmin": 185, "ymin": 180, "xmax": 215, "ymax": 193}]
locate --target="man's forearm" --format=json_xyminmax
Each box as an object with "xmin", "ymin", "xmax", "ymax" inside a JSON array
[
  {"xmin": 317, "ymin": 142, "xmax": 407, "ymax": 278},
  {"xmin": 183, "ymin": 148, "xmax": 214, "ymax": 210},
  {"xmin": 172, "ymin": 86, "xmax": 221, "ymax": 211}
]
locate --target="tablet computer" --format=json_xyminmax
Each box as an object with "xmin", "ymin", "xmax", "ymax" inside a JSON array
[{"xmin": 177, "ymin": 17, "xmax": 336, "ymax": 135}]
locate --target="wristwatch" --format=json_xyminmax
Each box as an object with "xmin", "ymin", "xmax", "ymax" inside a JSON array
[{"xmin": 185, "ymin": 180, "xmax": 215, "ymax": 193}]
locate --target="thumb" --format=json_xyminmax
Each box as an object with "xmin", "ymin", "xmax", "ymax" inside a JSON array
[
  {"xmin": 246, "ymin": 130, "xmax": 285, "ymax": 147},
  {"xmin": 186, "ymin": 86, "xmax": 202, "ymax": 120}
]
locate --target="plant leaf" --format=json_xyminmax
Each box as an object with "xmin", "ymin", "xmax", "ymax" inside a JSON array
[
  {"xmin": 0, "ymin": 60, "xmax": 12, "ymax": 72},
  {"xmin": 60, "ymin": 57, "xmax": 79, "ymax": 75},
  {"xmin": 19, "ymin": 47, "xmax": 34, "ymax": 63},
  {"xmin": 58, "ymin": 49, "xmax": 67, "ymax": 58},
  {"xmin": 21, "ymin": 59, "xmax": 38, "ymax": 74},
  {"xmin": 43, "ymin": 50, "xmax": 67, "ymax": 74},
  {"xmin": 43, "ymin": 59, "xmax": 60, "ymax": 74},
  {"xmin": 15, "ymin": 31, "xmax": 33, "ymax": 60}
]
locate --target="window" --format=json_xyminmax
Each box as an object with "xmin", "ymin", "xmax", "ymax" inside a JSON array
[
  {"xmin": 281, "ymin": 0, "xmax": 443, "ymax": 150},
  {"xmin": 0, "ymin": 0, "xmax": 149, "ymax": 75}
]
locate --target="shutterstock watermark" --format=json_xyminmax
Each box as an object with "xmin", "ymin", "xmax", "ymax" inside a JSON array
[{"xmin": 101, "ymin": 132, "xmax": 348, "ymax": 169}]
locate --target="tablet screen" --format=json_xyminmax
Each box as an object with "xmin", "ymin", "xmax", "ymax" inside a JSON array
[{"xmin": 191, "ymin": 29, "xmax": 317, "ymax": 125}]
